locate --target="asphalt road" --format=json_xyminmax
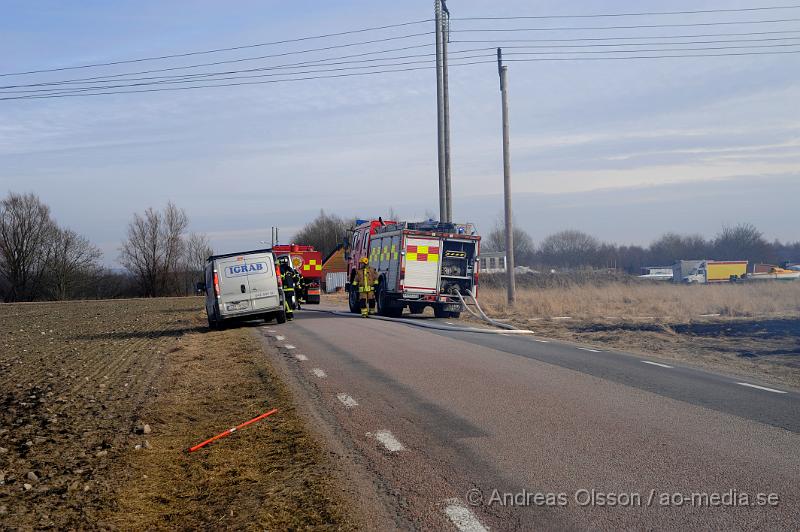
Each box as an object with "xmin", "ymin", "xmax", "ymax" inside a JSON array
[{"xmin": 258, "ymin": 308, "xmax": 800, "ymax": 530}]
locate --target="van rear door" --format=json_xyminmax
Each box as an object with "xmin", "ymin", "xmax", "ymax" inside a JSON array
[
  {"xmin": 216, "ymin": 256, "xmax": 253, "ymax": 315},
  {"xmin": 245, "ymin": 253, "xmax": 281, "ymax": 311}
]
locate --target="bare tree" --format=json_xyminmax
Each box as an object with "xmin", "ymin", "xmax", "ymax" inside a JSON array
[
  {"xmin": 0, "ymin": 192, "xmax": 58, "ymax": 301},
  {"xmin": 185, "ymin": 232, "xmax": 213, "ymax": 280},
  {"xmin": 537, "ymin": 229, "xmax": 601, "ymax": 269},
  {"xmin": 648, "ymin": 232, "xmax": 708, "ymax": 266},
  {"xmin": 483, "ymin": 222, "xmax": 535, "ymax": 265},
  {"xmin": 292, "ymin": 210, "xmax": 352, "ymax": 257},
  {"xmin": 46, "ymin": 227, "xmax": 103, "ymax": 300},
  {"xmin": 120, "ymin": 202, "xmax": 188, "ymax": 297},
  {"xmin": 713, "ymin": 223, "xmax": 774, "ymax": 263}
]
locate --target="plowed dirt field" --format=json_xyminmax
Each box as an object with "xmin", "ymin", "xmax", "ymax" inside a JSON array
[{"xmin": 0, "ymin": 298, "xmax": 352, "ymax": 530}]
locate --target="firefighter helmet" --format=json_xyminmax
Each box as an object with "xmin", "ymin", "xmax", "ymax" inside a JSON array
[{"xmin": 360, "ymin": 257, "xmax": 369, "ymax": 265}]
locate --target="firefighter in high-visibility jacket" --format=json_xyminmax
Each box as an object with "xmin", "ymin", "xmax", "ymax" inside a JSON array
[
  {"xmin": 352, "ymin": 257, "xmax": 379, "ymax": 317},
  {"xmin": 278, "ymin": 257, "xmax": 295, "ymax": 320}
]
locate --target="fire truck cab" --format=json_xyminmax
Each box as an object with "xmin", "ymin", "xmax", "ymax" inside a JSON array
[{"xmin": 345, "ymin": 219, "xmax": 480, "ymax": 318}]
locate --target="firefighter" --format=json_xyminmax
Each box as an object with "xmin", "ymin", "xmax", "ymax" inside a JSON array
[
  {"xmin": 352, "ymin": 257, "xmax": 379, "ymax": 317},
  {"xmin": 278, "ymin": 256, "xmax": 295, "ymax": 320},
  {"xmin": 293, "ymin": 268, "xmax": 304, "ymax": 310}
]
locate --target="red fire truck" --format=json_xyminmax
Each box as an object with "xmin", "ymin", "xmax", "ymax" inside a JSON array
[
  {"xmin": 345, "ymin": 219, "xmax": 480, "ymax": 318},
  {"xmin": 272, "ymin": 244, "xmax": 322, "ymax": 304}
]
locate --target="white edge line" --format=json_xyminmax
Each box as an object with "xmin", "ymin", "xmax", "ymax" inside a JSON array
[
  {"xmin": 373, "ymin": 430, "xmax": 405, "ymax": 452},
  {"xmin": 577, "ymin": 347, "xmax": 601, "ymax": 353},
  {"xmin": 641, "ymin": 360, "xmax": 673, "ymax": 369},
  {"xmin": 336, "ymin": 393, "xmax": 358, "ymax": 408},
  {"xmin": 737, "ymin": 382, "xmax": 787, "ymax": 394},
  {"xmin": 533, "ymin": 338, "xmax": 550, "ymax": 343},
  {"xmin": 443, "ymin": 498, "xmax": 489, "ymax": 532}
]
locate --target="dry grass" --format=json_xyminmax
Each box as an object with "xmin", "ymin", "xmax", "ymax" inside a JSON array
[
  {"xmin": 470, "ymin": 282, "xmax": 800, "ymax": 388},
  {"xmin": 477, "ymin": 281, "xmax": 800, "ymax": 319}
]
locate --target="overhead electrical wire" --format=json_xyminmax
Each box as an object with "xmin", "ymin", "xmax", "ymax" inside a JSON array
[
  {"xmin": 3, "ymin": 47, "xmax": 799, "ymax": 102},
  {"xmin": 449, "ymin": 28, "xmax": 800, "ymax": 43},
  {"xmin": 0, "ymin": 19, "xmax": 433, "ymax": 77},
  {"xmin": 5, "ymin": 40, "xmax": 799, "ymax": 96},
  {"xmin": 453, "ymin": 5, "xmax": 800, "ymax": 20},
  {"xmin": 450, "ymin": 18, "xmax": 800, "ymax": 33},
  {"xmin": 7, "ymin": 29, "xmax": 800, "ymax": 91}
]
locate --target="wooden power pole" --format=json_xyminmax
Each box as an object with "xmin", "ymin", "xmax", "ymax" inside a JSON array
[
  {"xmin": 497, "ymin": 49, "xmax": 516, "ymax": 306},
  {"xmin": 441, "ymin": 1, "xmax": 452, "ymax": 223},
  {"xmin": 434, "ymin": 0, "xmax": 447, "ymax": 223}
]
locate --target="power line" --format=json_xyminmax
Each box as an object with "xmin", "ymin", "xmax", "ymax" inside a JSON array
[
  {"xmin": 454, "ymin": 5, "xmax": 800, "ymax": 21},
  {"xmin": 0, "ymin": 19, "xmax": 432, "ymax": 77},
  {"xmin": 0, "ymin": 52, "xmax": 497, "ymax": 95},
  {"xmin": 0, "ymin": 32, "xmax": 436, "ymax": 87},
  {"xmin": 451, "ymin": 18, "xmax": 800, "ymax": 33},
  {"xmin": 4, "ymin": 48, "xmax": 798, "ymax": 102},
  {"xmin": 7, "ymin": 40, "xmax": 797, "ymax": 96},
  {"xmin": 457, "ymin": 36, "xmax": 800, "ymax": 50},
  {"xmin": 449, "ymin": 28, "xmax": 800, "ymax": 43},
  {"xmin": 10, "ymin": 30, "xmax": 800, "ymax": 91}
]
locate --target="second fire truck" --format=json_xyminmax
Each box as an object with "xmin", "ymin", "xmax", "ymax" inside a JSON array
[
  {"xmin": 345, "ymin": 219, "xmax": 480, "ymax": 318},
  {"xmin": 272, "ymin": 244, "xmax": 322, "ymax": 304}
]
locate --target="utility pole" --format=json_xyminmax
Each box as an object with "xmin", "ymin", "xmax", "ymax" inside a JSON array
[
  {"xmin": 497, "ymin": 48, "xmax": 516, "ymax": 306},
  {"xmin": 434, "ymin": 0, "xmax": 447, "ymax": 223},
  {"xmin": 441, "ymin": 0, "xmax": 452, "ymax": 223}
]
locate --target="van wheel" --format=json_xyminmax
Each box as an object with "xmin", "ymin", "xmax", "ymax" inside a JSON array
[
  {"xmin": 409, "ymin": 303, "xmax": 426, "ymax": 315},
  {"xmin": 276, "ymin": 310, "xmax": 287, "ymax": 324}
]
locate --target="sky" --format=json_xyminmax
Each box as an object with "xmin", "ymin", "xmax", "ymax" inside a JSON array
[{"xmin": 1, "ymin": 0, "xmax": 798, "ymax": 264}]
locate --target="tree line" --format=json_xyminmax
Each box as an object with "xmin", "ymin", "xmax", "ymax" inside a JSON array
[
  {"xmin": 291, "ymin": 211, "xmax": 799, "ymax": 274},
  {"xmin": 483, "ymin": 223, "xmax": 800, "ymax": 273},
  {"xmin": 0, "ymin": 192, "xmax": 212, "ymax": 302}
]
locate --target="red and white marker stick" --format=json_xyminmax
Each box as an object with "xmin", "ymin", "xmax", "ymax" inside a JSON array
[{"xmin": 188, "ymin": 408, "xmax": 278, "ymax": 453}]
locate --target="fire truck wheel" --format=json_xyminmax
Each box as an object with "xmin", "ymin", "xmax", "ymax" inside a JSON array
[
  {"xmin": 348, "ymin": 288, "xmax": 360, "ymax": 314},
  {"xmin": 449, "ymin": 311, "xmax": 461, "ymax": 319},
  {"xmin": 409, "ymin": 303, "xmax": 426, "ymax": 315},
  {"xmin": 433, "ymin": 305, "xmax": 450, "ymax": 319},
  {"xmin": 376, "ymin": 280, "xmax": 403, "ymax": 318}
]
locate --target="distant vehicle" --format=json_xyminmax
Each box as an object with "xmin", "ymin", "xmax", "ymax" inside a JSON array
[
  {"xmin": 345, "ymin": 219, "xmax": 480, "ymax": 318},
  {"xmin": 273, "ymin": 244, "xmax": 322, "ymax": 304},
  {"xmin": 199, "ymin": 249, "xmax": 286, "ymax": 329},
  {"xmin": 747, "ymin": 266, "xmax": 800, "ymax": 281},
  {"xmin": 639, "ymin": 266, "xmax": 674, "ymax": 281},
  {"xmin": 683, "ymin": 260, "xmax": 748, "ymax": 284}
]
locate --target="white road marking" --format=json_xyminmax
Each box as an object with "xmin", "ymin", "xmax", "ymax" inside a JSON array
[
  {"xmin": 284, "ymin": 344, "xmax": 296, "ymax": 349},
  {"xmin": 311, "ymin": 368, "xmax": 327, "ymax": 378},
  {"xmin": 336, "ymin": 393, "xmax": 358, "ymax": 408},
  {"xmin": 641, "ymin": 360, "xmax": 673, "ymax": 369},
  {"xmin": 737, "ymin": 382, "xmax": 787, "ymax": 394},
  {"xmin": 294, "ymin": 354, "xmax": 308, "ymax": 361},
  {"xmin": 577, "ymin": 347, "xmax": 601, "ymax": 353},
  {"xmin": 533, "ymin": 338, "xmax": 550, "ymax": 343},
  {"xmin": 265, "ymin": 328, "xmax": 276, "ymax": 333},
  {"xmin": 552, "ymin": 316, "xmax": 572, "ymax": 320},
  {"xmin": 446, "ymin": 321, "xmax": 455, "ymax": 325},
  {"xmin": 274, "ymin": 335, "xmax": 285, "ymax": 341},
  {"xmin": 700, "ymin": 313, "xmax": 721, "ymax": 317},
  {"xmin": 443, "ymin": 499, "xmax": 489, "ymax": 532},
  {"xmin": 372, "ymin": 430, "xmax": 406, "ymax": 452}
]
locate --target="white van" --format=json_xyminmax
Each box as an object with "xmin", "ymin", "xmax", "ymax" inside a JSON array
[{"xmin": 200, "ymin": 249, "xmax": 286, "ymax": 329}]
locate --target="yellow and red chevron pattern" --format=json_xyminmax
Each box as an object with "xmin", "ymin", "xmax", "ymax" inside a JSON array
[{"xmin": 407, "ymin": 245, "xmax": 439, "ymax": 262}]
